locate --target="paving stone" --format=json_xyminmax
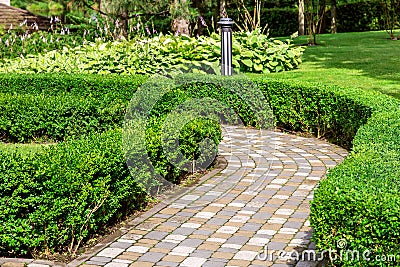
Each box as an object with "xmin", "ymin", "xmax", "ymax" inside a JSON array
[
  {"xmin": 180, "ymin": 257, "xmax": 207, "ymax": 267},
  {"xmin": 103, "ymin": 262, "xmax": 128, "ymax": 267},
  {"xmin": 179, "ymin": 238, "xmax": 204, "ymax": 248},
  {"xmin": 90, "ymin": 257, "xmax": 113, "ymax": 263},
  {"xmin": 233, "ymin": 251, "xmax": 259, "ymax": 261},
  {"xmin": 170, "ymin": 246, "xmax": 196, "ymax": 256},
  {"xmin": 27, "ymin": 264, "xmax": 49, "ymax": 267},
  {"xmin": 239, "ymin": 223, "xmax": 262, "ymax": 232},
  {"xmin": 143, "ymin": 231, "xmax": 169, "ymax": 240},
  {"xmin": 110, "ymin": 242, "xmax": 132, "ymax": 249},
  {"xmin": 2, "ymin": 263, "xmax": 26, "ymax": 267},
  {"xmin": 83, "ymin": 261, "xmax": 106, "ymax": 266},
  {"xmin": 138, "ymin": 252, "xmax": 165, "ymax": 263},
  {"xmin": 216, "ymin": 226, "xmax": 239, "ymax": 234},
  {"xmin": 171, "ymin": 227, "xmax": 196, "ymax": 235},
  {"xmin": 202, "ymin": 259, "xmax": 229, "ymax": 267},
  {"xmin": 126, "ymin": 246, "xmax": 149, "ymax": 253}
]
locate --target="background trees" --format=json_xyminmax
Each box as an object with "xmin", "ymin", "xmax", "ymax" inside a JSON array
[{"xmin": 9, "ymin": 0, "xmax": 400, "ymax": 40}]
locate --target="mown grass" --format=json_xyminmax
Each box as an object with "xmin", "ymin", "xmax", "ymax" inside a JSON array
[{"xmin": 266, "ymin": 31, "xmax": 400, "ymax": 99}]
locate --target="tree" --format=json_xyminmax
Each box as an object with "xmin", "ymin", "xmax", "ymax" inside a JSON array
[
  {"xmin": 304, "ymin": 0, "xmax": 327, "ymax": 44},
  {"xmin": 330, "ymin": 0, "xmax": 337, "ymax": 33},
  {"xmin": 299, "ymin": 0, "xmax": 305, "ymax": 35},
  {"xmin": 232, "ymin": 0, "xmax": 263, "ymax": 32},
  {"xmin": 74, "ymin": 0, "xmax": 170, "ymax": 37},
  {"xmin": 382, "ymin": 0, "xmax": 400, "ymax": 39}
]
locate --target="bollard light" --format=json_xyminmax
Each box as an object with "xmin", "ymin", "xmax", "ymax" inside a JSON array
[{"xmin": 217, "ymin": 18, "xmax": 234, "ymax": 76}]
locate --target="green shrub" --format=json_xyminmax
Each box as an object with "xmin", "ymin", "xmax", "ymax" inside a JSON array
[
  {"xmin": 0, "ymin": 92, "xmax": 122, "ymax": 143},
  {"xmin": 0, "ymin": 129, "xmax": 147, "ymax": 256},
  {"xmin": 0, "ymin": 31, "xmax": 86, "ymax": 60},
  {"xmin": 127, "ymin": 74, "xmax": 273, "ymax": 186},
  {"xmin": 0, "ymin": 31, "xmax": 304, "ymax": 75},
  {"xmin": 337, "ymin": 1, "xmax": 386, "ymax": 32},
  {"xmin": 261, "ymin": 8, "xmax": 298, "ymax": 37},
  {"xmin": 0, "ymin": 73, "xmax": 147, "ymax": 101},
  {"xmin": 253, "ymin": 78, "xmax": 373, "ymax": 148},
  {"xmin": 0, "ymin": 74, "xmax": 147, "ymax": 143}
]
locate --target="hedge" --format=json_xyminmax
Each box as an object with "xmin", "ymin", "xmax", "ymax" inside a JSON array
[
  {"xmin": 0, "ymin": 74, "xmax": 147, "ymax": 143},
  {"xmin": 2, "ymin": 73, "xmax": 400, "ymax": 264},
  {"xmin": 251, "ymin": 75, "xmax": 400, "ymax": 266},
  {"xmin": 0, "ymin": 73, "xmax": 272, "ymax": 256}
]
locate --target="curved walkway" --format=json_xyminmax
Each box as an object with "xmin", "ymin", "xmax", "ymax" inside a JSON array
[{"xmin": 1, "ymin": 126, "xmax": 348, "ymax": 267}]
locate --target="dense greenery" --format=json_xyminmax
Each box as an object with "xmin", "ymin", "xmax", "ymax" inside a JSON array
[
  {"xmin": 0, "ymin": 31, "xmax": 304, "ymax": 75},
  {"xmin": 0, "ymin": 26, "xmax": 115, "ymax": 60},
  {"xmin": 0, "ymin": 74, "xmax": 145, "ymax": 142}
]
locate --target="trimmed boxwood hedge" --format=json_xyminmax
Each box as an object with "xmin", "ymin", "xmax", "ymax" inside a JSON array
[
  {"xmin": 252, "ymin": 76, "xmax": 400, "ymax": 267},
  {"xmin": 0, "ymin": 74, "xmax": 147, "ymax": 143},
  {"xmin": 1, "ymin": 73, "xmax": 400, "ymax": 265}
]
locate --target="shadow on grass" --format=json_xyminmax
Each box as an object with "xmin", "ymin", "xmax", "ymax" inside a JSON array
[{"xmin": 299, "ymin": 31, "xmax": 400, "ymax": 99}]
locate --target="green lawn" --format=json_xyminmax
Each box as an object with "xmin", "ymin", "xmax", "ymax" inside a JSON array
[{"xmin": 265, "ymin": 31, "xmax": 400, "ymax": 99}]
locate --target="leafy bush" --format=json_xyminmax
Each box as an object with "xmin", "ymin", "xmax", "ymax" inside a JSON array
[
  {"xmin": 0, "ymin": 92, "xmax": 122, "ymax": 143},
  {"xmin": 253, "ymin": 78, "xmax": 373, "ymax": 148},
  {"xmin": 0, "ymin": 30, "xmax": 87, "ymax": 60},
  {"xmin": 261, "ymin": 8, "xmax": 298, "ymax": 37},
  {"xmin": 0, "ymin": 129, "xmax": 147, "ymax": 256},
  {"xmin": 0, "ymin": 74, "xmax": 147, "ymax": 143},
  {"xmin": 0, "ymin": 73, "xmax": 147, "ymax": 100},
  {"xmin": 0, "ymin": 31, "xmax": 304, "ymax": 75},
  {"xmin": 337, "ymin": 1, "xmax": 386, "ymax": 32},
  {"xmin": 252, "ymin": 76, "xmax": 400, "ymax": 266}
]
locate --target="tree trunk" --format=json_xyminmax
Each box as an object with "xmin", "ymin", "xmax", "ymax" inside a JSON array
[
  {"xmin": 298, "ymin": 0, "xmax": 305, "ymax": 35},
  {"xmin": 220, "ymin": 0, "xmax": 227, "ymax": 18},
  {"xmin": 330, "ymin": 0, "xmax": 337, "ymax": 33},
  {"xmin": 171, "ymin": 0, "xmax": 190, "ymax": 35}
]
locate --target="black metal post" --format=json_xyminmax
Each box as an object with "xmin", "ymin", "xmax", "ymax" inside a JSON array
[{"xmin": 217, "ymin": 18, "xmax": 234, "ymax": 76}]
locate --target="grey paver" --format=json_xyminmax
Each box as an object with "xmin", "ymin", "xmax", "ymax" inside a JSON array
[{"xmin": 138, "ymin": 252, "xmax": 165, "ymax": 262}]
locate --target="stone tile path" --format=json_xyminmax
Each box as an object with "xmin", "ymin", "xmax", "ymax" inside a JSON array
[{"xmin": 1, "ymin": 126, "xmax": 348, "ymax": 267}]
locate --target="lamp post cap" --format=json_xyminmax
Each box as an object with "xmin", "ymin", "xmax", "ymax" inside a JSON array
[{"xmin": 217, "ymin": 18, "xmax": 234, "ymax": 27}]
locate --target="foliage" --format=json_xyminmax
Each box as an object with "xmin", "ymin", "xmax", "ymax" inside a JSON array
[
  {"xmin": 336, "ymin": 1, "xmax": 386, "ymax": 32},
  {"xmin": 27, "ymin": 1, "xmax": 64, "ymax": 16},
  {"xmin": 0, "ymin": 31, "xmax": 304, "ymax": 75},
  {"xmin": 262, "ymin": 7, "xmax": 298, "ymax": 37},
  {"xmin": 0, "ymin": 92, "xmax": 122, "ymax": 143},
  {"xmin": 254, "ymin": 79, "xmax": 372, "ymax": 148},
  {"xmin": 0, "ymin": 31, "xmax": 84, "ymax": 60},
  {"xmin": 0, "ymin": 74, "xmax": 146, "ymax": 143},
  {"xmin": 0, "ymin": 129, "xmax": 147, "ymax": 256}
]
